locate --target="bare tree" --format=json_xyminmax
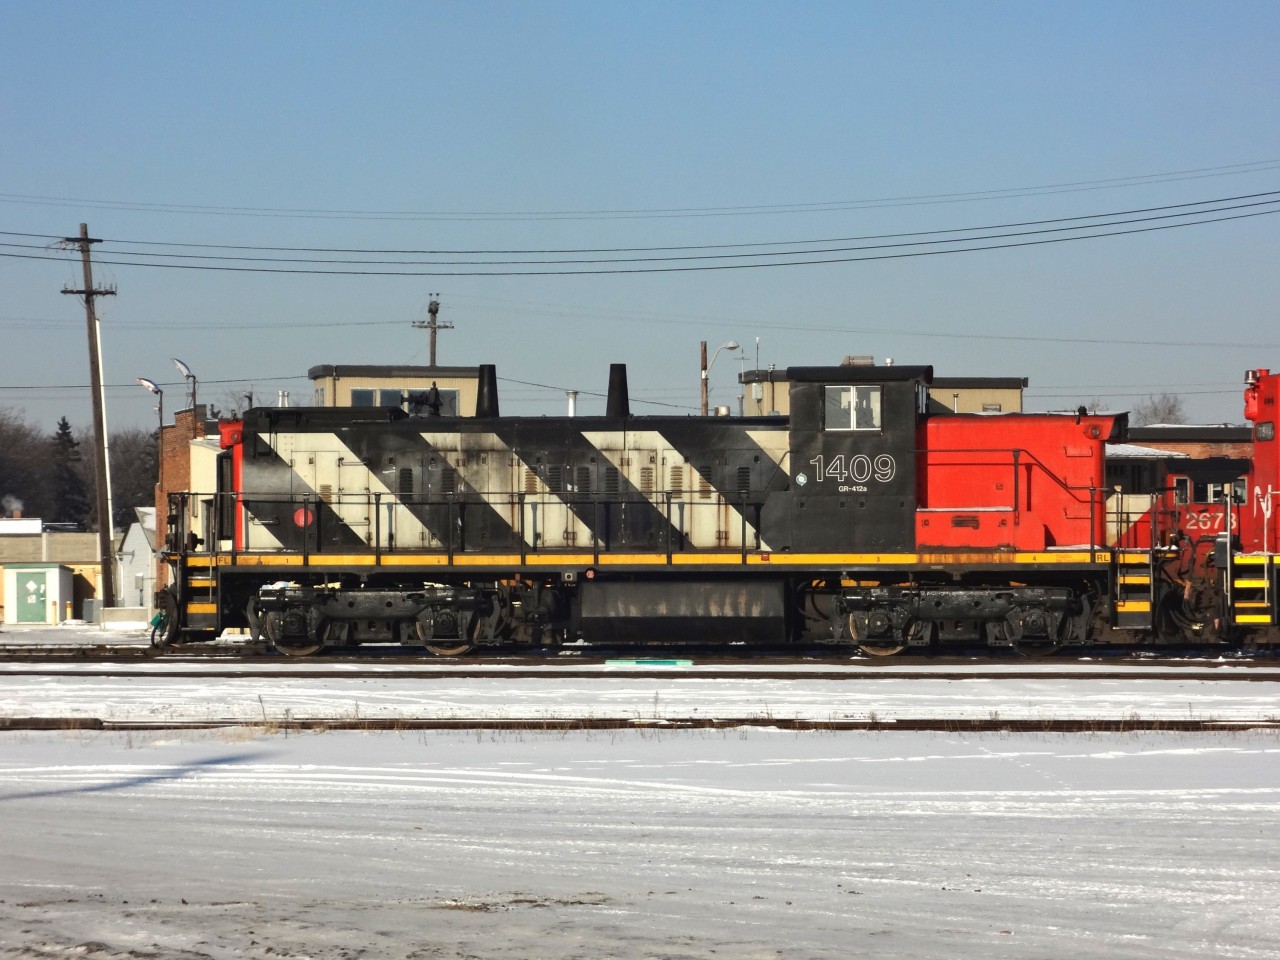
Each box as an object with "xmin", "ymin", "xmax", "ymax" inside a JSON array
[
  {"xmin": 217, "ymin": 385, "xmax": 259, "ymax": 419},
  {"xmin": 110, "ymin": 427, "xmax": 160, "ymax": 526},
  {"xmin": 75, "ymin": 426, "xmax": 158, "ymax": 529},
  {"xmin": 1131, "ymin": 393, "xmax": 1187, "ymax": 426},
  {"xmin": 0, "ymin": 408, "xmax": 54, "ymax": 519}
]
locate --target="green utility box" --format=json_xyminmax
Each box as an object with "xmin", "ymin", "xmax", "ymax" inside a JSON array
[{"xmin": 3, "ymin": 563, "xmax": 75, "ymax": 625}]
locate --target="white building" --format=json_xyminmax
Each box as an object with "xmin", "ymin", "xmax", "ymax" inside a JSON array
[{"xmin": 117, "ymin": 507, "xmax": 157, "ymax": 610}]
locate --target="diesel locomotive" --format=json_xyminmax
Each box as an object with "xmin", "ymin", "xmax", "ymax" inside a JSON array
[{"xmin": 154, "ymin": 362, "xmax": 1280, "ymax": 656}]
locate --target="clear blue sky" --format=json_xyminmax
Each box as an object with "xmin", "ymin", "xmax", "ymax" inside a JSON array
[{"xmin": 3, "ymin": 1, "xmax": 1279, "ymax": 431}]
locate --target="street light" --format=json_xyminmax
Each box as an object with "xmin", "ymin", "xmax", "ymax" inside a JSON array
[
  {"xmin": 700, "ymin": 339, "xmax": 740, "ymax": 415},
  {"xmin": 137, "ymin": 376, "xmax": 163, "ymax": 472},
  {"xmin": 172, "ymin": 358, "xmax": 197, "ymax": 439},
  {"xmin": 172, "ymin": 358, "xmax": 197, "ymax": 412}
]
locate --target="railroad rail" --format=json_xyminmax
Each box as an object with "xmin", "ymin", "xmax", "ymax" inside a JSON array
[
  {"xmin": 4, "ymin": 662, "xmax": 1280, "ymax": 682},
  {"xmin": 2, "ymin": 716, "xmax": 1277, "ymax": 733},
  {"xmin": 0, "ymin": 640, "xmax": 1277, "ymax": 668}
]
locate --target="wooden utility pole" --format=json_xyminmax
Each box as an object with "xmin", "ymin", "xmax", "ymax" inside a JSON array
[
  {"xmin": 61, "ymin": 223, "xmax": 117, "ymax": 609},
  {"xmin": 699, "ymin": 340, "xmax": 709, "ymax": 416},
  {"xmin": 411, "ymin": 296, "xmax": 452, "ymax": 366}
]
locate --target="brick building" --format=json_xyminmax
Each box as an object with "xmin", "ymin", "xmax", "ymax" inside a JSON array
[
  {"xmin": 1125, "ymin": 424, "xmax": 1253, "ymax": 460},
  {"xmin": 154, "ymin": 406, "xmax": 219, "ymax": 589}
]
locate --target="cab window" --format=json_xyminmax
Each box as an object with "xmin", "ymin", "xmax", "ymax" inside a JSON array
[
  {"xmin": 825, "ymin": 385, "xmax": 881, "ymax": 431},
  {"xmin": 1194, "ymin": 479, "xmax": 1247, "ymax": 503}
]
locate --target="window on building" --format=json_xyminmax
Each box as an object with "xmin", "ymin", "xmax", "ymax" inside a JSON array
[
  {"xmin": 435, "ymin": 388, "xmax": 460, "ymax": 416},
  {"xmin": 982, "ymin": 403, "xmax": 1002, "ymax": 413},
  {"xmin": 350, "ymin": 388, "xmax": 415, "ymax": 409},
  {"xmin": 825, "ymin": 385, "xmax": 881, "ymax": 431},
  {"xmin": 404, "ymin": 386, "xmax": 463, "ymax": 416}
]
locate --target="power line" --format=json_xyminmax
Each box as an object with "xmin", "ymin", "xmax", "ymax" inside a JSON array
[
  {"xmin": 0, "ymin": 308, "xmax": 1273, "ymax": 350},
  {"xmin": 3, "ymin": 188, "xmax": 1278, "ymax": 256},
  {"xmin": 0, "ymin": 374, "xmax": 304, "ymax": 392},
  {"xmin": 1, "ymin": 158, "xmax": 1278, "ymax": 222},
  {"xmin": 4, "ymin": 204, "xmax": 1276, "ymax": 276}
]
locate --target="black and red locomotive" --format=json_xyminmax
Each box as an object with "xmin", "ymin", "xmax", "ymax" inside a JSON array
[{"xmin": 155, "ymin": 362, "xmax": 1280, "ymax": 656}]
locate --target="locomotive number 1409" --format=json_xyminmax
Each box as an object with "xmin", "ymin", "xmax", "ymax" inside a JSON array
[{"xmin": 805, "ymin": 454, "xmax": 897, "ymax": 492}]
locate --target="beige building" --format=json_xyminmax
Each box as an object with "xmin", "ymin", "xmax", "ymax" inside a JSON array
[
  {"xmin": 0, "ymin": 518, "xmax": 105, "ymax": 620},
  {"xmin": 308, "ymin": 365, "xmax": 483, "ymax": 417},
  {"xmin": 306, "ymin": 360, "xmax": 1025, "ymax": 420},
  {"xmin": 740, "ymin": 366, "xmax": 1028, "ymax": 417}
]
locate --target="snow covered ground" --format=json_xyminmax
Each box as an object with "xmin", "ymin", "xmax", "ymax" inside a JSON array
[
  {"xmin": 1, "ymin": 624, "xmax": 1279, "ymax": 958},
  {"xmin": 2, "ymin": 728, "xmax": 1279, "ymax": 959}
]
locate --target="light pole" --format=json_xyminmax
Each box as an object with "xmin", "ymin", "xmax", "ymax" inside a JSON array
[
  {"xmin": 172, "ymin": 358, "xmax": 197, "ymax": 437},
  {"xmin": 701, "ymin": 339, "xmax": 740, "ymax": 415},
  {"xmin": 136, "ymin": 376, "xmax": 164, "ymax": 608},
  {"xmin": 136, "ymin": 376, "xmax": 163, "ymax": 488}
]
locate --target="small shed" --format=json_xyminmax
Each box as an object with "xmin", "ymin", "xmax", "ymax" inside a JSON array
[{"xmin": 3, "ymin": 563, "xmax": 75, "ymax": 624}]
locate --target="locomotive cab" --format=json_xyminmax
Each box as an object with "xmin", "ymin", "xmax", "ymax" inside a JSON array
[{"xmin": 761, "ymin": 364, "xmax": 932, "ymax": 551}]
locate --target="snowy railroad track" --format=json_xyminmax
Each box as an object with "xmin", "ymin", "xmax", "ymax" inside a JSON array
[
  {"xmin": 4, "ymin": 661, "xmax": 1280, "ymax": 728},
  {"xmin": 3, "ymin": 661, "xmax": 1280, "ymax": 682},
  {"xmin": 3, "ymin": 715, "xmax": 1280, "ymax": 732}
]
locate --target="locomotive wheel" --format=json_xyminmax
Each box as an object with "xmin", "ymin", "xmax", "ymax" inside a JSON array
[
  {"xmin": 424, "ymin": 641, "xmax": 476, "ymax": 657},
  {"xmin": 415, "ymin": 609, "xmax": 474, "ymax": 656},
  {"xmin": 849, "ymin": 612, "xmax": 906, "ymax": 656},
  {"xmin": 265, "ymin": 611, "xmax": 328, "ymax": 657},
  {"xmin": 990, "ymin": 613, "xmax": 1062, "ymax": 657},
  {"xmin": 275, "ymin": 641, "xmax": 323, "ymax": 657},
  {"xmin": 1012, "ymin": 641, "xmax": 1062, "ymax": 658},
  {"xmin": 857, "ymin": 641, "xmax": 906, "ymax": 657}
]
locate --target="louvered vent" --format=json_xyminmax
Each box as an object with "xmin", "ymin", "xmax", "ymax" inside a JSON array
[
  {"xmin": 576, "ymin": 466, "xmax": 592, "ymax": 494},
  {"xmin": 669, "ymin": 466, "xmax": 684, "ymax": 496},
  {"xmin": 698, "ymin": 465, "xmax": 712, "ymax": 500},
  {"xmin": 640, "ymin": 466, "xmax": 654, "ymax": 496},
  {"xmin": 605, "ymin": 467, "xmax": 620, "ymax": 497},
  {"xmin": 398, "ymin": 468, "xmax": 414, "ymax": 496}
]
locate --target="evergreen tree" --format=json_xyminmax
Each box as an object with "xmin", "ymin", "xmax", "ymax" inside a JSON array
[{"xmin": 50, "ymin": 416, "xmax": 90, "ymax": 526}]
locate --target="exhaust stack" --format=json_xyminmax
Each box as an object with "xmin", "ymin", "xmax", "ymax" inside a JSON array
[
  {"xmin": 475, "ymin": 364, "xmax": 500, "ymax": 418},
  {"xmin": 606, "ymin": 363, "xmax": 630, "ymax": 418}
]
